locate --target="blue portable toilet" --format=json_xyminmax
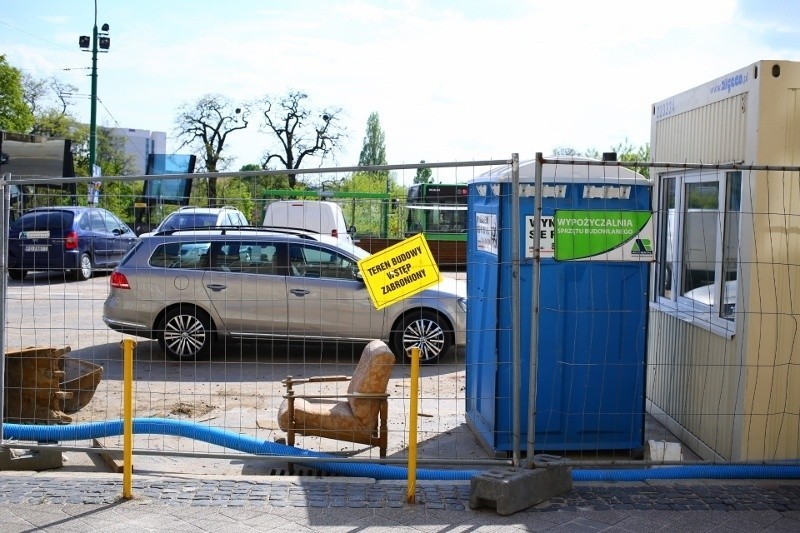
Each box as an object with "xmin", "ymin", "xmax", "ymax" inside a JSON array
[{"xmin": 465, "ymin": 156, "xmax": 652, "ymax": 454}]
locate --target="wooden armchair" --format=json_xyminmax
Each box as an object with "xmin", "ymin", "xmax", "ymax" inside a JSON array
[{"xmin": 277, "ymin": 340, "xmax": 396, "ymax": 457}]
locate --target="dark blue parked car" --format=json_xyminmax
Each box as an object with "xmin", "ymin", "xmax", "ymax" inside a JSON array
[{"xmin": 8, "ymin": 206, "xmax": 137, "ymax": 281}]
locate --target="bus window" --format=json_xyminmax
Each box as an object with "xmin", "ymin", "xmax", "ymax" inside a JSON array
[{"xmin": 405, "ymin": 184, "xmax": 468, "ymax": 241}]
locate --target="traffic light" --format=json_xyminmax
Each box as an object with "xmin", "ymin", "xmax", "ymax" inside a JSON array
[
  {"xmin": 79, "ymin": 35, "xmax": 90, "ymax": 48},
  {"xmin": 98, "ymin": 37, "xmax": 110, "ymax": 50}
]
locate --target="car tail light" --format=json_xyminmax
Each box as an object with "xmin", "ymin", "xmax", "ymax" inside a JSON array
[
  {"xmin": 110, "ymin": 271, "xmax": 130, "ymax": 289},
  {"xmin": 331, "ymin": 229, "xmax": 339, "ymax": 238},
  {"xmin": 65, "ymin": 231, "xmax": 78, "ymax": 250}
]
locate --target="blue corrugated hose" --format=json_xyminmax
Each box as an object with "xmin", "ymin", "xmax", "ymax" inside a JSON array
[{"xmin": 5, "ymin": 419, "xmax": 800, "ymax": 481}]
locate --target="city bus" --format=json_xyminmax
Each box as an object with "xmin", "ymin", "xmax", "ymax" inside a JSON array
[{"xmin": 404, "ymin": 183, "xmax": 468, "ymax": 241}]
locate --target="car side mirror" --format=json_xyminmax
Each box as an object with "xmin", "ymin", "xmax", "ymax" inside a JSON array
[{"xmin": 348, "ymin": 225, "xmax": 357, "ymax": 236}]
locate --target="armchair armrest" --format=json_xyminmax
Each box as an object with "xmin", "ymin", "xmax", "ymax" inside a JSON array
[
  {"xmin": 282, "ymin": 392, "xmax": 390, "ymax": 400},
  {"xmin": 282, "ymin": 374, "xmax": 350, "ymax": 394}
]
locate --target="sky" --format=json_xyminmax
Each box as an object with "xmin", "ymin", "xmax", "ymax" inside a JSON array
[{"xmin": 2, "ymin": 0, "xmax": 800, "ymax": 185}]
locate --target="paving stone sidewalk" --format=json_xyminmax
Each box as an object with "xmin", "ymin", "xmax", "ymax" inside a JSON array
[{"xmin": 2, "ymin": 474, "xmax": 800, "ymax": 513}]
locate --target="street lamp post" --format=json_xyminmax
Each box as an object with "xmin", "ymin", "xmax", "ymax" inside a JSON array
[{"xmin": 79, "ymin": 1, "xmax": 110, "ymax": 178}]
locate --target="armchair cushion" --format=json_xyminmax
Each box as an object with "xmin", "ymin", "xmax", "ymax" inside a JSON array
[
  {"xmin": 279, "ymin": 398, "xmax": 376, "ymax": 442},
  {"xmin": 346, "ymin": 340, "xmax": 396, "ymax": 424}
]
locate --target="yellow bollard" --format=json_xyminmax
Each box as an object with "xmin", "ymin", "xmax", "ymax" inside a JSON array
[
  {"xmin": 406, "ymin": 346, "xmax": 420, "ymax": 503},
  {"xmin": 121, "ymin": 338, "xmax": 137, "ymax": 499}
]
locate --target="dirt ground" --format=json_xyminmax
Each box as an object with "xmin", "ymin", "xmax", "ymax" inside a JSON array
[
  {"xmin": 9, "ymin": 335, "xmax": 481, "ymax": 475},
  {"xmin": 3, "ymin": 270, "xmax": 690, "ymax": 476}
]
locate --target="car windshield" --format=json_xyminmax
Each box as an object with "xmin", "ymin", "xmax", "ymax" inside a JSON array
[{"xmin": 159, "ymin": 213, "xmax": 217, "ymax": 231}]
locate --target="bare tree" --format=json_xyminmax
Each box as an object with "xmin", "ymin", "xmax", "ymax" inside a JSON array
[
  {"xmin": 22, "ymin": 73, "xmax": 48, "ymax": 115},
  {"xmin": 48, "ymin": 78, "xmax": 77, "ymax": 116},
  {"xmin": 21, "ymin": 74, "xmax": 80, "ymax": 137},
  {"xmin": 258, "ymin": 90, "xmax": 345, "ymax": 188},
  {"xmin": 23, "ymin": 74, "xmax": 78, "ymax": 116},
  {"xmin": 174, "ymin": 94, "xmax": 250, "ymax": 206}
]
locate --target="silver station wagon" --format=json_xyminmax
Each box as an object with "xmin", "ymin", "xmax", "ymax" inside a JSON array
[{"xmin": 103, "ymin": 229, "xmax": 466, "ymax": 363}]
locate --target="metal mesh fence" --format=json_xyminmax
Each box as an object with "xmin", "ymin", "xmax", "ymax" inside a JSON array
[{"xmin": 1, "ymin": 156, "xmax": 798, "ymax": 477}]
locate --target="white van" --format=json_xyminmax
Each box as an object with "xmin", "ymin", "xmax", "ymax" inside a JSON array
[{"xmin": 263, "ymin": 200, "xmax": 354, "ymax": 244}]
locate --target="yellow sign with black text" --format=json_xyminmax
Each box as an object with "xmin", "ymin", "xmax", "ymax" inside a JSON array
[{"xmin": 358, "ymin": 233, "xmax": 441, "ymax": 310}]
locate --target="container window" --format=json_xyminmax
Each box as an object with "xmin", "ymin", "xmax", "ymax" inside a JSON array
[
  {"xmin": 653, "ymin": 169, "xmax": 740, "ymax": 335},
  {"xmin": 721, "ymin": 172, "xmax": 741, "ymax": 320},
  {"xmin": 681, "ymin": 182, "xmax": 719, "ymax": 297},
  {"xmin": 657, "ymin": 177, "xmax": 675, "ymax": 299}
]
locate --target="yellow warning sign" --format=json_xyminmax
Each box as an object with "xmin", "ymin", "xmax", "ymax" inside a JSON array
[{"xmin": 358, "ymin": 233, "xmax": 441, "ymax": 310}]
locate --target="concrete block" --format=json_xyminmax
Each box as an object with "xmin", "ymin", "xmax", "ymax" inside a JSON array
[
  {"xmin": 0, "ymin": 446, "xmax": 64, "ymax": 471},
  {"xmin": 645, "ymin": 440, "xmax": 683, "ymax": 463},
  {"xmin": 469, "ymin": 463, "xmax": 573, "ymax": 515}
]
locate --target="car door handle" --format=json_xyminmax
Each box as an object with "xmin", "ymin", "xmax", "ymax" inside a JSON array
[
  {"xmin": 206, "ymin": 283, "xmax": 227, "ymax": 291},
  {"xmin": 290, "ymin": 289, "xmax": 310, "ymax": 296}
]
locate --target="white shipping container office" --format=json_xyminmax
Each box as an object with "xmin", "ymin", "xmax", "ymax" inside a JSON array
[{"xmin": 649, "ymin": 60, "xmax": 800, "ymax": 462}]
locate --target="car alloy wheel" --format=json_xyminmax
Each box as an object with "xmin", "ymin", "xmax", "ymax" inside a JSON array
[
  {"xmin": 392, "ymin": 310, "xmax": 452, "ymax": 364},
  {"xmin": 159, "ymin": 306, "xmax": 211, "ymax": 361},
  {"xmin": 74, "ymin": 253, "xmax": 93, "ymax": 281}
]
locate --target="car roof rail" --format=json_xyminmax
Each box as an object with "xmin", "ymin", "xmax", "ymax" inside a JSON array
[
  {"xmin": 153, "ymin": 225, "xmax": 319, "ymax": 239},
  {"xmin": 175, "ymin": 205, "xmax": 239, "ymax": 211},
  {"xmin": 261, "ymin": 225, "xmax": 327, "ymax": 236}
]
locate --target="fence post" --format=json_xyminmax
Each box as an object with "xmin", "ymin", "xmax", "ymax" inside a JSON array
[
  {"xmin": 526, "ymin": 153, "xmax": 543, "ymax": 464},
  {"xmin": 121, "ymin": 338, "xmax": 137, "ymax": 499},
  {"xmin": 510, "ymin": 153, "xmax": 521, "ymax": 466},
  {"xmin": 406, "ymin": 346, "xmax": 420, "ymax": 503},
  {"xmin": 0, "ymin": 176, "xmax": 9, "ymax": 442}
]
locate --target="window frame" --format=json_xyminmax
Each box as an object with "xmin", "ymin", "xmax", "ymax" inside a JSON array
[
  {"xmin": 290, "ymin": 242, "xmax": 362, "ymax": 280},
  {"xmin": 652, "ymin": 169, "xmax": 741, "ymax": 337},
  {"xmin": 149, "ymin": 241, "xmax": 212, "ymax": 270}
]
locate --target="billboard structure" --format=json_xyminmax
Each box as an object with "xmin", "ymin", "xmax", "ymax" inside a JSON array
[
  {"xmin": 0, "ymin": 131, "xmax": 76, "ymax": 216},
  {"xmin": 142, "ymin": 153, "xmax": 196, "ymax": 204},
  {"xmin": 133, "ymin": 153, "xmax": 197, "ymax": 234}
]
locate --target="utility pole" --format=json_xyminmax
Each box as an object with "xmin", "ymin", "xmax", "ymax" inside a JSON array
[{"xmin": 79, "ymin": 0, "xmax": 110, "ymax": 178}]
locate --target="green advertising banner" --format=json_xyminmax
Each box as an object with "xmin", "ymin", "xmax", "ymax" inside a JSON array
[{"xmin": 553, "ymin": 210, "xmax": 653, "ymax": 261}]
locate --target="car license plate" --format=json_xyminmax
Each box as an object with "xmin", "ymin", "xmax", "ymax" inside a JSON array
[{"xmin": 24, "ymin": 245, "xmax": 48, "ymax": 252}]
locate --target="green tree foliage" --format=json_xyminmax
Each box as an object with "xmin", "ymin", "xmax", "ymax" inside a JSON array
[
  {"xmin": 216, "ymin": 177, "xmax": 255, "ymax": 223},
  {"xmin": 413, "ymin": 160, "xmax": 432, "ymax": 184},
  {"xmin": 174, "ymin": 94, "xmax": 251, "ymax": 206},
  {"xmin": 611, "ymin": 139, "xmax": 650, "ymax": 178},
  {"xmin": 357, "ymin": 112, "xmax": 387, "ymax": 177},
  {"xmin": 69, "ymin": 127, "xmax": 133, "ymax": 176},
  {"xmin": 339, "ymin": 171, "xmax": 404, "ymax": 237},
  {"xmin": 584, "ymin": 148, "xmax": 601, "ymax": 160},
  {"xmin": 258, "ymin": 90, "xmax": 345, "ymax": 188},
  {"xmin": 6, "ymin": 62, "xmax": 137, "ymax": 218},
  {"xmin": 23, "ymin": 74, "xmax": 81, "ymax": 138},
  {"xmin": 22, "ymin": 71, "xmax": 91, "ymax": 174},
  {"xmin": 239, "ymin": 163, "xmax": 291, "ymax": 192},
  {"xmin": 552, "ymin": 140, "xmax": 650, "ymax": 178},
  {"xmin": 551, "ymin": 146, "xmax": 582, "ymax": 157},
  {"xmin": 74, "ymin": 127, "xmax": 139, "ymax": 221},
  {"xmin": 0, "ymin": 55, "xmax": 34, "ymax": 133},
  {"xmin": 234, "ymin": 163, "xmax": 292, "ymax": 223},
  {"xmin": 31, "ymin": 109, "xmax": 82, "ymax": 139}
]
